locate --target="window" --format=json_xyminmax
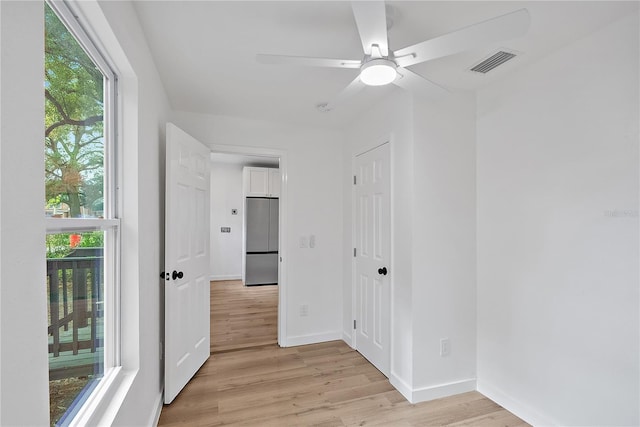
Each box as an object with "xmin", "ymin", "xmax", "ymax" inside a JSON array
[{"xmin": 44, "ymin": 2, "xmax": 119, "ymax": 425}]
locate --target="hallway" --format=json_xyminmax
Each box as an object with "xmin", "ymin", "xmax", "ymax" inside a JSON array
[
  {"xmin": 210, "ymin": 280, "xmax": 278, "ymax": 353},
  {"xmin": 158, "ymin": 340, "xmax": 528, "ymax": 426},
  {"xmin": 158, "ymin": 280, "xmax": 528, "ymax": 426}
]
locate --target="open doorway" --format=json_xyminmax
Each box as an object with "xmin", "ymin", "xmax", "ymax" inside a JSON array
[{"xmin": 208, "ymin": 150, "xmax": 286, "ymax": 352}]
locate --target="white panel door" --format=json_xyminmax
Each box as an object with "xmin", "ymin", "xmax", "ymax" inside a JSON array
[
  {"xmin": 164, "ymin": 123, "xmax": 211, "ymax": 404},
  {"xmin": 354, "ymin": 142, "xmax": 390, "ymax": 376}
]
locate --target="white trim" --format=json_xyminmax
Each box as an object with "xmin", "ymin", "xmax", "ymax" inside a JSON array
[
  {"xmin": 146, "ymin": 392, "xmax": 163, "ymax": 427},
  {"xmin": 208, "ymin": 143, "xmax": 288, "ymax": 348},
  {"xmin": 387, "ymin": 133, "xmax": 396, "ymax": 387},
  {"xmin": 45, "ymin": 2, "xmax": 127, "ymax": 425},
  {"xmin": 68, "ymin": 367, "xmax": 134, "ymax": 427},
  {"xmin": 285, "ymin": 331, "xmax": 342, "ymax": 347},
  {"xmin": 209, "ymin": 275, "xmax": 242, "ymax": 281},
  {"xmin": 412, "ymin": 378, "xmax": 477, "ymax": 404},
  {"xmin": 477, "ymin": 380, "xmax": 556, "ymax": 427},
  {"xmin": 390, "ymin": 372, "xmax": 413, "ymax": 402},
  {"xmin": 58, "ymin": 1, "xmax": 141, "ymax": 425},
  {"xmin": 342, "ymin": 331, "xmax": 354, "ymax": 348},
  {"xmin": 389, "ymin": 376, "xmax": 477, "ymax": 405},
  {"xmin": 45, "ymin": 217, "xmax": 120, "ymax": 232}
]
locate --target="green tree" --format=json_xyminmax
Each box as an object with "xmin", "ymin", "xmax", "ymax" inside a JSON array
[{"xmin": 45, "ymin": 4, "xmax": 104, "ymax": 217}]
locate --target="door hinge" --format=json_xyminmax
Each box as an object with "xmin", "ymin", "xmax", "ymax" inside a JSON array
[
  {"xmin": 353, "ymin": 319, "xmax": 356, "ymax": 329},
  {"xmin": 353, "ymin": 248, "xmax": 356, "ymax": 257},
  {"xmin": 353, "ymin": 175, "xmax": 356, "ymax": 185}
]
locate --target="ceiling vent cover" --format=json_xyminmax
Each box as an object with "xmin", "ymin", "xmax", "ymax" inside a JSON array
[{"xmin": 470, "ymin": 50, "xmax": 517, "ymax": 74}]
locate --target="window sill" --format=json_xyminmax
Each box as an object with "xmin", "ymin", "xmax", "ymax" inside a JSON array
[{"xmin": 67, "ymin": 366, "xmax": 138, "ymax": 427}]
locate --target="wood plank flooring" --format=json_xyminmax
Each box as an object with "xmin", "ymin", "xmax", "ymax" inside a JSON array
[
  {"xmin": 210, "ymin": 280, "xmax": 278, "ymax": 353},
  {"xmin": 160, "ymin": 279, "xmax": 528, "ymax": 426},
  {"xmin": 158, "ymin": 340, "xmax": 529, "ymax": 426}
]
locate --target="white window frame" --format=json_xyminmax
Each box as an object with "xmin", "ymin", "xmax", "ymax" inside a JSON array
[{"xmin": 45, "ymin": 0, "xmax": 121, "ymax": 423}]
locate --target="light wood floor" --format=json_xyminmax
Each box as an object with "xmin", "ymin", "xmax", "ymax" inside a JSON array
[
  {"xmin": 210, "ymin": 280, "xmax": 278, "ymax": 353},
  {"xmin": 158, "ymin": 340, "xmax": 529, "ymax": 426},
  {"xmin": 161, "ymin": 280, "xmax": 527, "ymax": 426}
]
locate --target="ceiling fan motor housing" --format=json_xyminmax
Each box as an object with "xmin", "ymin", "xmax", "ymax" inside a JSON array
[{"xmin": 360, "ymin": 58, "xmax": 398, "ymax": 86}]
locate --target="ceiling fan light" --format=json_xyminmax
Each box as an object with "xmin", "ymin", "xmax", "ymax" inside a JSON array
[{"xmin": 360, "ymin": 59, "xmax": 397, "ymax": 86}]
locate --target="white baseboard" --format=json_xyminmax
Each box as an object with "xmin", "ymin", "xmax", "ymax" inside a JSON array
[
  {"xmin": 390, "ymin": 372, "xmax": 414, "ymax": 402},
  {"xmin": 209, "ymin": 274, "xmax": 241, "ymax": 281},
  {"xmin": 342, "ymin": 330, "xmax": 354, "ymax": 348},
  {"xmin": 389, "ymin": 375, "xmax": 476, "ymax": 404},
  {"xmin": 285, "ymin": 331, "xmax": 342, "ymax": 347},
  {"xmin": 412, "ymin": 378, "xmax": 477, "ymax": 404},
  {"xmin": 477, "ymin": 380, "xmax": 555, "ymax": 427},
  {"xmin": 147, "ymin": 391, "xmax": 163, "ymax": 426}
]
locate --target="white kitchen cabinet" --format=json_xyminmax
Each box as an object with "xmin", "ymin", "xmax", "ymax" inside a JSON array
[
  {"xmin": 268, "ymin": 168, "xmax": 281, "ymax": 197},
  {"xmin": 244, "ymin": 167, "xmax": 280, "ymax": 197}
]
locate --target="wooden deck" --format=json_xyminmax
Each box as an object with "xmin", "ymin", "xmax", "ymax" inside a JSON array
[
  {"xmin": 49, "ymin": 319, "xmax": 103, "ymax": 380},
  {"xmin": 47, "ymin": 253, "xmax": 104, "ymax": 380}
]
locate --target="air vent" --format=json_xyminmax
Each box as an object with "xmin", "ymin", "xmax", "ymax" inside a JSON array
[{"xmin": 470, "ymin": 51, "xmax": 517, "ymax": 74}]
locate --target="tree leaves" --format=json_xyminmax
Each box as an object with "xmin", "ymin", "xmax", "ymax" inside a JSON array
[{"xmin": 45, "ymin": 4, "xmax": 104, "ymax": 218}]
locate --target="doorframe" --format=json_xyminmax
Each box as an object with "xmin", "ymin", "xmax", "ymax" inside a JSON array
[
  {"xmin": 209, "ymin": 143, "xmax": 288, "ymax": 348},
  {"xmin": 350, "ymin": 135, "xmax": 394, "ymax": 369}
]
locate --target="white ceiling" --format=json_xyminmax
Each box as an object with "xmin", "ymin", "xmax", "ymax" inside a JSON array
[{"xmin": 133, "ymin": 1, "xmax": 636, "ymax": 129}]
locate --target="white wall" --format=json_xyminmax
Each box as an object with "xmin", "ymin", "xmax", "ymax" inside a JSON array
[
  {"xmin": 210, "ymin": 162, "xmax": 244, "ymax": 280},
  {"xmin": 0, "ymin": 2, "xmax": 50, "ymax": 425},
  {"xmin": 88, "ymin": 1, "xmax": 172, "ymax": 425},
  {"xmin": 173, "ymin": 111, "xmax": 344, "ymax": 344},
  {"xmin": 343, "ymin": 89, "xmax": 477, "ymax": 402},
  {"xmin": 411, "ymin": 93, "xmax": 477, "ymax": 399},
  {"xmin": 476, "ymin": 13, "xmax": 639, "ymax": 426},
  {"xmin": 343, "ymin": 90, "xmax": 416, "ymax": 394},
  {"xmin": 0, "ymin": 1, "xmax": 171, "ymax": 425}
]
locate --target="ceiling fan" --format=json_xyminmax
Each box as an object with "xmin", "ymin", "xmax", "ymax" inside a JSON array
[{"xmin": 257, "ymin": 2, "xmax": 530, "ymax": 111}]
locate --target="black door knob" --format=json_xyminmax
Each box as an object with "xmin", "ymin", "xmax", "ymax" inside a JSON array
[
  {"xmin": 378, "ymin": 267, "xmax": 388, "ymax": 275},
  {"xmin": 172, "ymin": 270, "xmax": 184, "ymax": 280}
]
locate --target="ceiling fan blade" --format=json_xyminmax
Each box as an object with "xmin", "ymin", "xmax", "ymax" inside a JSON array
[
  {"xmin": 257, "ymin": 54, "xmax": 361, "ymax": 69},
  {"xmin": 319, "ymin": 76, "xmax": 367, "ymax": 112},
  {"xmin": 351, "ymin": 1, "xmax": 389, "ymax": 57},
  {"xmin": 393, "ymin": 67, "xmax": 448, "ymax": 99},
  {"xmin": 394, "ymin": 8, "xmax": 530, "ymax": 68}
]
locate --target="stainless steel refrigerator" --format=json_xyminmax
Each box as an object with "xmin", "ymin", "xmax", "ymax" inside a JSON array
[{"xmin": 245, "ymin": 197, "xmax": 278, "ymax": 285}]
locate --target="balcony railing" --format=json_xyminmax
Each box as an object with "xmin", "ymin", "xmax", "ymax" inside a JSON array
[{"xmin": 47, "ymin": 248, "xmax": 103, "ymax": 380}]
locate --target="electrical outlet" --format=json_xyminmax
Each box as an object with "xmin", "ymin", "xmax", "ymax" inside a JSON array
[
  {"xmin": 300, "ymin": 304, "xmax": 309, "ymax": 317},
  {"xmin": 440, "ymin": 338, "xmax": 450, "ymax": 357},
  {"xmin": 309, "ymin": 234, "xmax": 316, "ymax": 248},
  {"xmin": 299, "ymin": 236, "xmax": 308, "ymax": 248}
]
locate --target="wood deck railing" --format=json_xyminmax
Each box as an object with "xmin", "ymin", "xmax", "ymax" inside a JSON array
[{"xmin": 47, "ymin": 249, "xmax": 103, "ymax": 359}]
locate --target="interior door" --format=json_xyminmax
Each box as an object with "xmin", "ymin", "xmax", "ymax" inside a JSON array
[
  {"xmin": 354, "ymin": 142, "xmax": 390, "ymax": 376},
  {"xmin": 164, "ymin": 123, "xmax": 211, "ymax": 404}
]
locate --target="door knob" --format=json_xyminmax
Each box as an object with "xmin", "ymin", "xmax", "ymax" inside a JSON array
[
  {"xmin": 378, "ymin": 267, "xmax": 388, "ymax": 275},
  {"xmin": 172, "ymin": 270, "xmax": 184, "ymax": 280}
]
